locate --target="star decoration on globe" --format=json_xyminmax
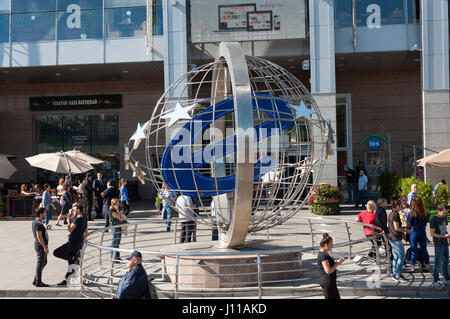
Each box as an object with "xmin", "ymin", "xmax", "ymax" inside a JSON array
[
  {"xmin": 129, "ymin": 122, "xmax": 147, "ymax": 150},
  {"xmin": 161, "ymin": 102, "xmax": 197, "ymax": 128},
  {"xmin": 129, "ymin": 161, "xmax": 146, "ymax": 184},
  {"xmin": 289, "ymin": 101, "xmax": 316, "ymax": 121}
]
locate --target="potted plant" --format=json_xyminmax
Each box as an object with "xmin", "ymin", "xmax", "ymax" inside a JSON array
[{"xmin": 309, "ymin": 183, "xmax": 343, "ymax": 215}]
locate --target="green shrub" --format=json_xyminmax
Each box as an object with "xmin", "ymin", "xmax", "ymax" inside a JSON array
[
  {"xmin": 399, "ymin": 176, "xmax": 433, "ymax": 211},
  {"xmin": 380, "ymin": 170, "xmax": 402, "ymax": 201},
  {"xmin": 436, "ymin": 185, "xmax": 449, "ymax": 206}
]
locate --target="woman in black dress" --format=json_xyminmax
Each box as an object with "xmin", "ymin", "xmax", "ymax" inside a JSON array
[{"xmin": 317, "ymin": 233, "xmax": 345, "ymax": 299}]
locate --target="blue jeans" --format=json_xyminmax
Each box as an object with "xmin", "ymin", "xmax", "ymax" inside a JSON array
[
  {"xmin": 409, "ymin": 232, "xmax": 430, "ymax": 266},
  {"xmin": 388, "ymin": 239, "xmax": 405, "ymax": 277},
  {"xmin": 162, "ymin": 205, "xmax": 172, "ymax": 230},
  {"xmin": 44, "ymin": 206, "xmax": 53, "ymax": 225},
  {"xmin": 356, "ymin": 190, "xmax": 367, "ymax": 207},
  {"xmin": 346, "ymin": 182, "xmax": 355, "ymax": 203},
  {"xmin": 433, "ymin": 245, "xmax": 450, "ymax": 282},
  {"xmin": 110, "ymin": 227, "xmax": 122, "ymax": 261}
]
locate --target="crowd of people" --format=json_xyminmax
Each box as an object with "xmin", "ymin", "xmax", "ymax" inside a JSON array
[
  {"xmin": 29, "ymin": 169, "xmax": 449, "ymax": 299},
  {"xmin": 317, "ymin": 177, "xmax": 449, "ymax": 299},
  {"xmin": 30, "ymin": 171, "xmax": 132, "ymax": 288}
]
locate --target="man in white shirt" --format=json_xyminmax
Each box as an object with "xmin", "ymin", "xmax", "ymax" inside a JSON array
[
  {"xmin": 355, "ymin": 170, "xmax": 368, "ymax": 208},
  {"xmin": 176, "ymin": 195, "xmax": 196, "ymax": 243}
]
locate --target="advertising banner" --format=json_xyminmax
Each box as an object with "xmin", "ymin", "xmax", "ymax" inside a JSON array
[
  {"xmin": 191, "ymin": 0, "xmax": 306, "ymax": 43},
  {"xmin": 30, "ymin": 95, "xmax": 122, "ymax": 111}
]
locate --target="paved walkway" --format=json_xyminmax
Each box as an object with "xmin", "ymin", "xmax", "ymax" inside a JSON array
[{"xmin": 0, "ymin": 201, "xmax": 448, "ymax": 299}]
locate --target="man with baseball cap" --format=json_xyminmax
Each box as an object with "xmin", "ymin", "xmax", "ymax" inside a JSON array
[{"xmin": 114, "ymin": 250, "xmax": 151, "ymax": 299}]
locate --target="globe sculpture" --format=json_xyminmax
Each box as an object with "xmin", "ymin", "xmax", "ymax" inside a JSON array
[{"xmin": 126, "ymin": 42, "xmax": 333, "ymax": 249}]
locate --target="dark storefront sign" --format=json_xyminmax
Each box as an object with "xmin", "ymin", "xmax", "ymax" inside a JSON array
[{"xmin": 30, "ymin": 94, "xmax": 122, "ymax": 111}]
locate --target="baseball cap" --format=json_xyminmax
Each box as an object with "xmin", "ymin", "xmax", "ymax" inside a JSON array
[
  {"xmin": 126, "ymin": 250, "xmax": 142, "ymax": 260},
  {"xmin": 343, "ymin": 164, "xmax": 348, "ymax": 168}
]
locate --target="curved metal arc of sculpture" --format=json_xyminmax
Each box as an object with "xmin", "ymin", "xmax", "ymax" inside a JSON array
[{"xmin": 216, "ymin": 42, "xmax": 254, "ymax": 248}]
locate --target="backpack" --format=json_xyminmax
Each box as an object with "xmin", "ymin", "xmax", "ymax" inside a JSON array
[
  {"xmin": 146, "ymin": 277, "xmax": 158, "ymax": 299},
  {"xmin": 404, "ymin": 247, "xmax": 425, "ymax": 267}
]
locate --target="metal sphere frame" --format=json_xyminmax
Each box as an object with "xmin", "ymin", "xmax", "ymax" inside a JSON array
[{"xmin": 126, "ymin": 42, "xmax": 332, "ymax": 249}]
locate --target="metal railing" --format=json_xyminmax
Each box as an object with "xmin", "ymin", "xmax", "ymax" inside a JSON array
[{"xmin": 79, "ymin": 215, "xmax": 391, "ymax": 299}]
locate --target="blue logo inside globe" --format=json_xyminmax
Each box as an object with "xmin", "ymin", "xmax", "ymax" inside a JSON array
[{"xmin": 161, "ymin": 94, "xmax": 297, "ymax": 197}]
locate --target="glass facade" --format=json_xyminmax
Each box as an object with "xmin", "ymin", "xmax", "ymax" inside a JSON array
[
  {"xmin": 0, "ymin": 14, "xmax": 8, "ymax": 43},
  {"xmin": 105, "ymin": 7, "xmax": 147, "ymax": 38},
  {"xmin": 12, "ymin": 12, "xmax": 56, "ymax": 42},
  {"xmin": 0, "ymin": 0, "xmax": 163, "ymax": 43},
  {"xmin": 34, "ymin": 113, "xmax": 120, "ymax": 183},
  {"xmin": 57, "ymin": 9, "xmax": 103, "ymax": 40},
  {"xmin": 335, "ymin": 0, "xmax": 419, "ymax": 28}
]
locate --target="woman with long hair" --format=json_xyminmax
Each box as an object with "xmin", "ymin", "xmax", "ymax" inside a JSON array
[
  {"xmin": 56, "ymin": 183, "xmax": 72, "ymax": 226},
  {"xmin": 317, "ymin": 233, "xmax": 344, "ymax": 299},
  {"xmin": 388, "ymin": 200, "xmax": 412, "ymax": 282},
  {"xmin": 110, "ymin": 198, "xmax": 126, "ymax": 261},
  {"xmin": 56, "ymin": 178, "xmax": 64, "ymax": 195},
  {"xmin": 407, "ymin": 197, "xmax": 430, "ymax": 273},
  {"xmin": 20, "ymin": 184, "xmax": 34, "ymax": 196}
]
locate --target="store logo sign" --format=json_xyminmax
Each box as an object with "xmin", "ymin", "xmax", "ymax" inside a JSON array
[
  {"xmin": 366, "ymin": 4, "xmax": 381, "ymax": 29},
  {"xmin": 66, "ymin": 4, "xmax": 81, "ymax": 29},
  {"xmin": 30, "ymin": 95, "xmax": 122, "ymax": 111},
  {"xmin": 368, "ymin": 137, "xmax": 381, "ymax": 150}
]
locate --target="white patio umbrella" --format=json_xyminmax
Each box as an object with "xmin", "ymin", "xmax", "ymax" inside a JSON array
[
  {"xmin": 65, "ymin": 149, "xmax": 104, "ymax": 165},
  {"xmin": 417, "ymin": 148, "xmax": 450, "ymax": 168},
  {"xmin": 0, "ymin": 154, "xmax": 17, "ymax": 179},
  {"xmin": 25, "ymin": 151, "xmax": 94, "ymax": 180}
]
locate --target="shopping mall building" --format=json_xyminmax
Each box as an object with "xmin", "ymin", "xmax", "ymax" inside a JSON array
[{"xmin": 0, "ymin": 0, "xmax": 448, "ymax": 198}]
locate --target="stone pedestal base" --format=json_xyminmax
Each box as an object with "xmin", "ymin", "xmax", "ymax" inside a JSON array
[{"xmin": 160, "ymin": 240, "xmax": 302, "ymax": 288}]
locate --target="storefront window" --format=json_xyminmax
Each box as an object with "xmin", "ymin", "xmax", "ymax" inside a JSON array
[
  {"xmin": 62, "ymin": 115, "xmax": 92, "ymax": 152},
  {"xmin": 105, "ymin": 6, "xmax": 146, "ymax": 38},
  {"xmin": 12, "ymin": 0, "xmax": 56, "ymax": 13},
  {"xmin": 336, "ymin": 102, "xmax": 347, "ymax": 149},
  {"xmin": 11, "ymin": 12, "xmax": 56, "ymax": 42},
  {"xmin": 91, "ymin": 114, "xmax": 120, "ymax": 154},
  {"xmin": 34, "ymin": 113, "xmax": 120, "ymax": 184},
  {"xmin": 0, "ymin": 14, "xmax": 9, "ymax": 43},
  {"xmin": 35, "ymin": 115, "xmax": 63, "ymax": 154},
  {"xmin": 57, "ymin": 9, "xmax": 102, "ymax": 40}
]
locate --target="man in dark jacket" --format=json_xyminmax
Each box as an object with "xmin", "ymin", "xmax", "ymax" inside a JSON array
[
  {"xmin": 375, "ymin": 197, "xmax": 392, "ymax": 260},
  {"xmin": 82, "ymin": 173, "xmax": 93, "ymax": 221},
  {"xmin": 92, "ymin": 172, "xmax": 106, "ymax": 219},
  {"xmin": 343, "ymin": 165, "xmax": 356, "ymax": 204},
  {"xmin": 102, "ymin": 180, "xmax": 118, "ymax": 228},
  {"xmin": 54, "ymin": 204, "xmax": 88, "ymax": 286},
  {"xmin": 114, "ymin": 250, "xmax": 150, "ymax": 299}
]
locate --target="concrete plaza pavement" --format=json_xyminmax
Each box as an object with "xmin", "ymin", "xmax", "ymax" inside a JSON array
[{"xmin": 0, "ymin": 200, "xmax": 449, "ymax": 299}]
